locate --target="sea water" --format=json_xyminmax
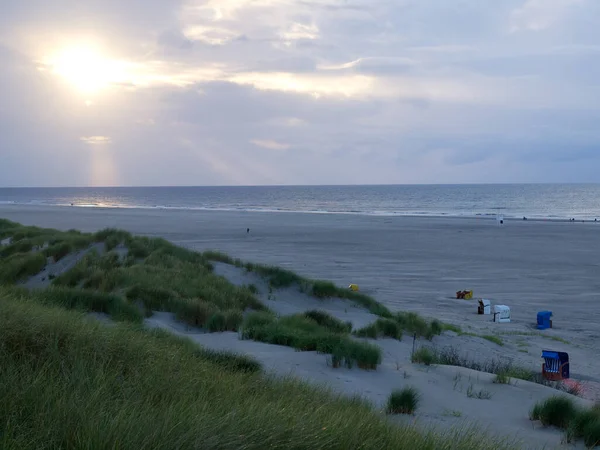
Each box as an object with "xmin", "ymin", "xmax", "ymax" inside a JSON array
[{"xmin": 0, "ymin": 184, "xmax": 599, "ymax": 221}]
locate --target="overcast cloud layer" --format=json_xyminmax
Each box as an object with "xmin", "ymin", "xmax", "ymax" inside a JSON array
[{"xmin": 1, "ymin": 0, "xmax": 599, "ymax": 186}]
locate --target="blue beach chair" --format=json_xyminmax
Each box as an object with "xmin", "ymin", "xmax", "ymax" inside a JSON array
[
  {"xmin": 542, "ymin": 350, "xmax": 569, "ymax": 381},
  {"xmin": 537, "ymin": 311, "xmax": 553, "ymax": 330}
]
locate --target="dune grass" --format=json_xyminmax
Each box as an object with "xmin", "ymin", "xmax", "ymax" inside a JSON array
[
  {"xmin": 0, "ymin": 252, "xmax": 47, "ymax": 284},
  {"xmin": 204, "ymin": 252, "xmax": 394, "ymax": 317},
  {"xmin": 0, "ymin": 291, "xmax": 516, "ymax": 450},
  {"xmin": 355, "ymin": 314, "xmax": 445, "ymax": 341},
  {"xmin": 530, "ymin": 396, "xmax": 600, "ymax": 446},
  {"xmin": 49, "ymin": 234, "xmax": 264, "ymax": 328},
  {"xmin": 0, "ymin": 221, "xmax": 93, "ymax": 261},
  {"xmin": 461, "ymin": 332, "xmax": 504, "ymax": 346},
  {"xmin": 411, "ymin": 347, "xmax": 437, "ymax": 365},
  {"xmin": 304, "ymin": 310, "xmax": 353, "ymax": 334},
  {"xmin": 27, "ymin": 286, "xmax": 144, "ymax": 323},
  {"xmin": 493, "ymin": 372, "xmax": 512, "ymax": 384},
  {"xmin": 355, "ymin": 318, "xmax": 403, "ymax": 340},
  {"xmin": 387, "ymin": 387, "xmax": 420, "ymax": 415},
  {"xmin": 414, "ymin": 345, "xmax": 579, "ymax": 395},
  {"xmin": 200, "ymin": 250, "xmax": 465, "ymax": 338},
  {"xmin": 1, "ymin": 223, "xmax": 264, "ymax": 333},
  {"xmin": 481, "ymin": 335, "xmax": 504, "ymax": 346},
  {"xmin": 241, "ymin": 313, "xmax": 382, "ymax": 370}
]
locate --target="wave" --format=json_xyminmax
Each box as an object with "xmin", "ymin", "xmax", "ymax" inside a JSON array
[{"xmin": 1, "ymin": 199, "xmax": 597, "ymax": 222}]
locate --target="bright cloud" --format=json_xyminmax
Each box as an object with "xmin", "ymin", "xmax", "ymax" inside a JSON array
[
  {"xmin": 81, "ymin": 136, "xmax": 112, "ymax": 145},
  {"xmin": 0, "ymin": 0, "xmax": 599, "ymax": 187},
  {"xmin": 250, "ymin": 139, "xmax": 290, "ymax": 150}
]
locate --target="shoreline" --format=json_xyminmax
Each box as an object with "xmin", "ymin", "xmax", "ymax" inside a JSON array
[{"xmin": 0, "ymin": 202, "xmax": 598, "ymax": 223}]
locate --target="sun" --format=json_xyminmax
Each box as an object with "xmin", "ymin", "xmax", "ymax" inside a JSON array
[{"xmin": 49, "ymin": 46, "xmax": 129, "ymax": 94}]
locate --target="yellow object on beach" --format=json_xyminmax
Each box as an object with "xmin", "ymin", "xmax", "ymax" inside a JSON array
[
  {"xmin": 349, "ymin": 284, "xmax": 359, "ymax": 291},
  {"xmin": 464, "ymin": 290, "xmax": 473, "ymax": 300}
]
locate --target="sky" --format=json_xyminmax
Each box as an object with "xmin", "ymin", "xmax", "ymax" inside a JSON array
[{"xmin": 0, "ymin": 0, "xmax": 599, "ymax": 187}]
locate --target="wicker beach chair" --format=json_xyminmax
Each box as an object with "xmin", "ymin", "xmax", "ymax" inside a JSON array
[{"xmin": 542, "ymin": 350, "xmax": 569, "ymax": 381}]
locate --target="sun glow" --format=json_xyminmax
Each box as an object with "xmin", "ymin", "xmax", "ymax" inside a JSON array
[{"xmin": 49, "ymin": 46, "xmax": 131, "ymax": 93}]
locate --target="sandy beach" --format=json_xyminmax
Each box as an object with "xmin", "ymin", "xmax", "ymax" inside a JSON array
[{"xmin": 2, "ymin": 204, "xmax": 600, "ymax": 448}]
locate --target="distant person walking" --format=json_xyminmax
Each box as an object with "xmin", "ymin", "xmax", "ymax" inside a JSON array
[{"xmin": 247, "ymin": 228, "xmax": 250, "ymax": 234}]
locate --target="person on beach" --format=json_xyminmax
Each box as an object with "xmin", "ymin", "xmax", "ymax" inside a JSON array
[{"xmin": 247, "ymin": 228, "xmax": 250, "ymax": 234}]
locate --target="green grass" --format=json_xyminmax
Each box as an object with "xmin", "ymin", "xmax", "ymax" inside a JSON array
[
  {"xmin": 304, "ymin": 310, "xmax": 353, "ymax": 334},
  {"xmin": 0, "ymin": 291, "xmax": 517, "ymax": 450},
  {"xmin": 1, "ymin": 222, "xmax": 264, "ymax": 336},
  {"xmin": 355, "ymin": 318, "xmax": 402, "ymax": 340},
  {"xmin": 28, "ymin": 286, "xmax": 143, "ymax": 323},
  {"xmin": 0, "ymin": 252, "xmax": 47, "ymax": 284},
  {"xmin": 203, "ymin": 251, "xmax": 469, "ymax": 338},
  {"xmin": 50, "ymin": 237, "xmax": 265, "ymax": 329},
  {"xmin": 493, "ymin": 372, "xmax": 511, "ymax": 384},
  {"xmin": 354, "ymin": 322, "xmax": 379, "ymax": 339},
  {"xmin": 44, "ymin": 242, "xmax": 73, "ymax": 262},
  {"xmin": 244, "ymin": 310, "xmax": 277, "ymax": 328},
  {"xmin": 430, "ymin": 346, "xmax": 536, "ymax": 380},
  {"xmin": 499, "ymin": 331, "xmax": 571, "ymax": 345},
  {"xmin": 387, "ymin": 387, "xmax": 420, "ymax": 415},
  {"xmin": 242, "ymin": 313, "xmax": 382, "ymax": 370},
  {"xmin": 461, "ymin": 333, "xmax": 504, "ymax": 346},
  {"xmin": 532, "ymin": 396, "xmax": 579, "ymax": 428},
  {"xmin": 207, "ymin": 255, "xmax": 394, "ymax": 317},
  {"xmin": 481, "ymin": 335, "xmax": 504, "ymax": 346},
  {"xmin": 411, "ymin": 347, "xmax": 436, "ymax": 366},
  {"xmin": 243, "ymin": 262, "xmax": 304, "ymax": 288},
  {"xmin": 443, "ymin": 323, "xmax": 463, "ymax": 333},
  {"xmin": 174, "ymin": 298, "xmax": 217, "ymax": 327},
  {"xmin": 395, "ymin": 312, "xmax": 445, "ymax": 339}
]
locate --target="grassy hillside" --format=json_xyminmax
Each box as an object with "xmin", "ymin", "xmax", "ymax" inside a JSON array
[
  {"xmin": 0, "ymin": 219, "xmax": 449, "ymax": 368},
  {"xmin": 0, "ymin": 218, "xmax": 516, "ymax": 449},
  {"xmin": 0, "ymin": 291, "xmax": 514, "ymax": 450}
]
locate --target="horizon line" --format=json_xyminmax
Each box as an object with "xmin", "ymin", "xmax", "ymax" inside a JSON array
[{"xmin": 1, "ymin": 182, "xmax": 600, "ymax": 189}]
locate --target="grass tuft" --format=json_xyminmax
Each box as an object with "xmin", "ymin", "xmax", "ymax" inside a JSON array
[
  {"xmin": 311, "ymin": 280, "xmax": 338, "ymax": 298},
  {"xmin": 481, "ymin": 335, "xmax": 504, "ymax": 346},
  {"xmin": 304, "ymin": 310, "xmax": 352, "ymax": 334},
  {"xmin": 387, "ymin": 387, "xmax": 420, "ymax": 415},
  {"xmin": 242, "ymin": 314, "xmax": 382, "ymax": 370},
  {"xmin": 0, "ymin": 292, "xmax": 516, "ymax": 450},
  {"xmin": 0, "ymin": 252, "xmax": 47, "ymax": 284},
  {"xmin": 355, "ymin": 318, "xmax": 402, "ymax": 340},
  {"xmin": 175, "ymin": 299, "xmax": 218, "ymax": 328},
  {"xmin": 411, "ymin": 347, "xmax": 436, "ymax": 366},
  {"xmin": 354, "ymin": 323, "xmax": 379, "ymax": 339},
  {"xmin": 536, "ymin": 396, "xmax": 579, "ymax": 428},
  {"xmin": 29, "ymin": 286, "xmax": 143, "ymax": 323},
  {"xmin": 493, "ymin": 372, "xmax": 511, "ymax": 384}
]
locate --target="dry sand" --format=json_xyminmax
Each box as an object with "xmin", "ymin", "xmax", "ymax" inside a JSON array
[
  {"xmin": 2, "ymin": 204, "xmax": 600, "ymax": 448},
  {"xmin": 20, "ymin": 242, "xmax": 105, "ymax": 289},
  {"xmin": 144, "ymin": 262, "xmax": 586, "ymax": 449}
]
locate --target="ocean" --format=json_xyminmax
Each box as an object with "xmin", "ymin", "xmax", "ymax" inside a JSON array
[{"xmin": 0, "ymin": 184, "xmax": 599, "ymax": 221}]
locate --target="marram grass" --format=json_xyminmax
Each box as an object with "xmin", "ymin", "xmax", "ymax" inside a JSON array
[{"xmin": 0, "ymin": 293, "xmax": 518, "ymax": 450}]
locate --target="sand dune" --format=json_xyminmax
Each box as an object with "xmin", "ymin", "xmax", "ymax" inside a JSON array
[{"xmin": 3, "ymin": 204, "xmax": 599, "ymax": 448}]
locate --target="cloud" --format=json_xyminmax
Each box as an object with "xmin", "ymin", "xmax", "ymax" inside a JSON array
[
  {"xmin": 250, "ymin": 139, "xmax": 290, "ymax": 150},
  {"xmin": 509, "ymin": 0, "xmax": 584, "ymax": 32},
  {"xmin": 81, "ymin": 136, "xmax": 112, "ymax": 145},
  {"xmin": 0, "ymin": 0, "xmax": 600, "ymax": 186}
]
